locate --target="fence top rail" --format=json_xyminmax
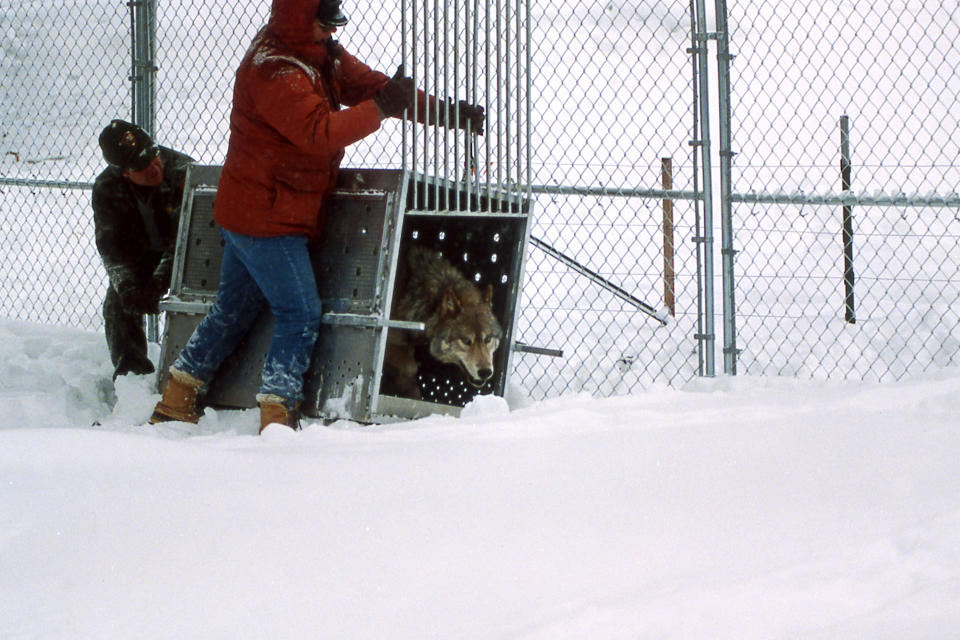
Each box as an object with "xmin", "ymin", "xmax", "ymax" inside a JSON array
[
  {"xmin": 530, "ymin": 183, "xmax": 702, "ymax": 201},
  {"xmin": 0, "ymin": 178, "xmax": 95, "ymax": 191},
  {"xmin": 7, "ymin": 177, "xmax": 959, "ymax": 210},
  {"xmin": 731, "ymin": 190, "xmax": 960, "ymax": 208}
]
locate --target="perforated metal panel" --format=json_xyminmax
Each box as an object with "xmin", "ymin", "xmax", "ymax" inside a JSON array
[
  {"xmin": 304, "ymin": 323, "xmax": 380, "ymax": 420},
  {"xmin": 314, "ymin": 192, "xmax": 394, "ymax": 314},
  {"xmin": 178, "ymin": 192, "xmax": 222, "ymax": 294},
  {"xmin": 171, "ymin": 165, "xmax": 223, "ymax": 298}
]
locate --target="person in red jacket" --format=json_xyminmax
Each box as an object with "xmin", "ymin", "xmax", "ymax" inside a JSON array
[{"xmin": 150, "ymin": 0, "xmax": 483, "ymax": 432}]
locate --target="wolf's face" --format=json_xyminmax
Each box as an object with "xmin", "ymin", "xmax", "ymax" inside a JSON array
[{"xmin": 429, "ymin": 284, "xmax": 503, "ymax": 387}]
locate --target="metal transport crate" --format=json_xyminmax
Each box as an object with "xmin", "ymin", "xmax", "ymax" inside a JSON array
[{"xmin": 157, "ymin": 165, "xmax": 532, "ymax": 422}]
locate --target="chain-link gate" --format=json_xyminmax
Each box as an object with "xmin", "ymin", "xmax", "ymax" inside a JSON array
[{"xmin": 5, "ymin": 1, "xmax": 955, "ymax": 399}]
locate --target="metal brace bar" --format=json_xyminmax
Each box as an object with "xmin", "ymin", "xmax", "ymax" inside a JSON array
[
  {"xmin": 322, "ymin": 313, "xmax": 425, "ymax": 332},
  {"xmin": 513, "ymin": 342, "xmax": 563, "ymax": 358},
  {"xmin": 530, "ymin": 235, "xmax": 668, "ymax": 325},
  {"xmin": 158, "ymin": 297, "xmax": 214, "ymax": 314},
  {"xmin": 156, "ymin": 304, "xmax": 427, "ymax": 333}
]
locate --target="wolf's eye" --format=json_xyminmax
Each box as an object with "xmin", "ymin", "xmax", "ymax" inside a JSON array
[
  {"xmin": 459, "ymin": 336, "xmax": 473, "ymax": 346},
  {"xmin": 484, "ymin": 334, "xmax": 498, "ymax": 344}
]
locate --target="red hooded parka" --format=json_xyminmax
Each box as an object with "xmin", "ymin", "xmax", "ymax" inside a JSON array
[{"xmin": 213, "ymin": 0, "xmax": 390, "ymax": 242}]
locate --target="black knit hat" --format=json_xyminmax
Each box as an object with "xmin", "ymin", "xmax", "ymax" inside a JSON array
[
  {"xmin": 316, "ymin": 0, "xmax": 348, "ymax": 26},
  {"xmin": 98, "ymin": 119, "xmax": 159, "ymax": 172}
]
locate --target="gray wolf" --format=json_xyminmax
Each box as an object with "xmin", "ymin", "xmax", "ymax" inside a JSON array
[{"xmin": 384, "ymin": 244, "xmax": 503, "ymax": 400}]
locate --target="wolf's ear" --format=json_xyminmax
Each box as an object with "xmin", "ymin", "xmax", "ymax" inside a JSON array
[
  {"xmin": 482, "ymin": 284, "xmax": 494, "ymax": 305},
  {"xmin": 440, "ymin": 288, "xmax": 461, "ymax": 318}
]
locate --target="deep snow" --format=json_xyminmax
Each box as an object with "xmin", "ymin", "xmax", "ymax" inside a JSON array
[{"xmin": 2, "ymin": 316, "xmax": 959, "ymax": 639}]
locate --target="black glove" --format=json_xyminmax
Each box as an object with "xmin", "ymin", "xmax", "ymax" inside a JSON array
[
  {"xmin": 117, "ymin": 281, "xmax": 160, "ymax": 315},
  {"xmin": 147, "ymin": 277, "xmax": 168, "ymax": 304},
  {"xmin": 443, "ymin": 99, "xmax": 484, "ymax": 134},
  {"xmin": 374, "ymin": 66, "xmax": 417, "ymax": 119},
  {"xmin": 152, "ymin": 260, "xmax": 172, "ymax": 294}
]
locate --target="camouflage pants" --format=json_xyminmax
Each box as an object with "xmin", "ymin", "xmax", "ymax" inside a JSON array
[{"xmin": 103, "ymin": 286, "xmax": 155, "ymax": 379}]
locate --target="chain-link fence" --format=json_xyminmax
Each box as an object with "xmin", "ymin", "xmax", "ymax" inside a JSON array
[
  {"xmin": 519, "ymin": 1, "xmax": 700, "ymax": 397},
  {"xmin": 2, "ymin": 0, "xmax": 958, "ymax": 399},
  {"xmin": 1, "ymin": 0, "xmax": 128, "ymax": 329},
  {"xmin": 725, "ymin": 0, "xmax": 960, "ymax": 381}
]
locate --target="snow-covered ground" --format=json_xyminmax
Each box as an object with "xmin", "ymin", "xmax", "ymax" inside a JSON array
[{"xmin": 2, "ymin": 316, "xmax": 959, "ymax": 639}]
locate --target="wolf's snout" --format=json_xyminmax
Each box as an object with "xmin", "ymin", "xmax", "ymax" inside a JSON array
[{"xmin": 465, "ymin": 366, "xmax": 494, "ymax": 388}]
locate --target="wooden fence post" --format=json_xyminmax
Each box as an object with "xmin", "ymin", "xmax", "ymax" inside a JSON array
[{"xmin": 662, "ymin": 157, "xmax": 676, "ymax": 316}]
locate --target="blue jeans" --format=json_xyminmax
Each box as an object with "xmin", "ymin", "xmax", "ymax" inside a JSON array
[{"xmin": 173, "ymin": 229, "xmax": 322, "ymax": 405}]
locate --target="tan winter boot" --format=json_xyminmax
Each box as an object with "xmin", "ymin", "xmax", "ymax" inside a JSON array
[
  {"xmin": 257, "ymin": 394, "xmax": 301, "ymax": 434},
  {"xmin": 149, "ymin": 368, "xmax": 204, "ymax": 424}
]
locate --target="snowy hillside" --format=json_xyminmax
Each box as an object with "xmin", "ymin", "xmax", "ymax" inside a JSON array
[{"xmin": 2, "ymin": 317, "xmax": 959, "ymax": 638}]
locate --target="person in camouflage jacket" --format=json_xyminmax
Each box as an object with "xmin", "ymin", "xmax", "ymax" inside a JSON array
[{"xmin": 92, "ymin": 119, "xmax": 193, "ymax": 380}]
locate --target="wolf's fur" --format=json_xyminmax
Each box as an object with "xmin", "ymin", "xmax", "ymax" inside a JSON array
[{"xmin": 385, "ymin": 245, "xmax": 503, "ymax": 399}]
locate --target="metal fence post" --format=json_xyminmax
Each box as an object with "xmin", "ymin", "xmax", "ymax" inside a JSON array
[
  {"xmin": 129, "ymin": 0, "xmax": 156, "ymax": 136},
  {"xmin": 129, "ymin": 0, "xmax": 158, "ymax": 342},
  {"xmin": 693, "ymin": 0, "xmax": 716, "ymax": 376},
  {"xmin": 840, "ymin": 115, "xmax": 856, "ymax": 324},
  {"xmin": 715, "ymin": 0, "xmax": 738, "ymax": 374}
]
